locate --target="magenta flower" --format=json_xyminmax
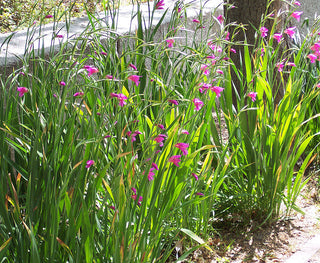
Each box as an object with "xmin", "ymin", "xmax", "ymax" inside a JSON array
[
  {"xmin": 110, "ymin": 206, "xmax": 116, "ymax": 210},
  {"xmin": 307, "ymin": 53, "xmax": 317, "ymax": 63},
  {"xmin": 154, "ymin": 134, "xmax": 167, "ymax": 147},
  {"xmin": 45, "ymin": 14, "xmax": 53, "ymax": 18},
  {"xmin": 85, "ymin": 160, "xmax": 94, "ymax": 168},
  {"xmin": 192, "ymin": 19, "xmax": 200, "ymax": 23},
  {"xmin": 195, "ymin": 192, "xmax": 204, "ymax": 196},
  {"xmin": 110, "ymin": 93, "xmax": 128, "ymax": 107},
  {"xmin": 216, "ymin": 69, "xmax": 224, "ymax": 75},
  {"xmin": 157, "ymin": 124, "xmax": 165, "ymax": 130},
  {"xmin": 131, "ymin": 193, "xmax": 143, "ymax": 206},
  {"xmin": 291, "ymin": 11, "xmax": 303, "ymax": 22},
  {"xmin": 168, "ymin": 99, "xmax": 179, "ymax": 105},
  {"xmin": 210, "ymin": 86, "xmax": 224, "ymax": 98},
  {"xmin": 284, "ymin": 27, "xmax": 296, "ymax": 38},
  {"xmin": 128, "ymin": 75, "xmax": 141, "ymax": 86},
  {"xmin": 193, "ymin": 98, "xmax": 204, "ymax": 111},
  {"xmin": 105, "ymin": 75, "xmax": 114, "ymax": 79},
  {"xmin": 168, "ymin": 155, "xmax": 182, "ymax": 167},
  {"xmin": 310, "ymin": 43, "xmax": 320, "ymax": 52},
  {"xmin": 273, "ymin": 33, "xmax": 283, "ymax": 43},
  {"xmin": 191, "ymin": 173, "xmax": 199, "ymax": 181},
  {"xmin": 129, "ymin": 63, "xmax": 137, "ymax": 70},
  {"xmin": 84, "ymin": 65, "xmax": 99, "ymax": 76},
  {"xmin": 316, "ymin": 83, "xmax": 320, "ymax": 88},
  {"xmin": 73, "ymin": 92, "xmax": 84, "ymax": 97},
  {"xmin": 152, "ymin": 162, "xmax": 159, "ymax": 170},
  {"xmin": 180, "ymin": 129, "xmax": 189, "ymax": 135},
  {"xmin": 260, "ymin": 27, "xmax": 268, "ymax": 38},
  {"xmin": 174, "ymin": 143, "xmax": 189, "ymax": 156},
  {"xmin": 294, "ymin": 1, "xmax": 301, "ymax": 6},
  {"xmin": 17, "ymin": 87, "xmax": 28, "ymax": 97},
  {"xmin": 56, "ymin": 34, "xmax": 64, "ymax": 38},
  {"xmin": 216, "ymin": 15, "xmax": 224, "ymax": 24},
  {"xmin": 225, "ymin": 31, "xmax": 230, "ymax": 41},
  {"xmin": 276, "ymin": 62, "xmax": 284, "ymax": 72},
  {"xmin": 127, "ymin": 130, "xmax": 142, "ymax": 142},
  {"xmin": 155, "ymin": 0, "xmax": 165, "ymax": 9},
  {"xmin": 166, "ymin": 38, "xmax": 175, "ymax": 48},
  {"xmin": 59, "ymin": 81, "xmax": 66, "ymax": 86},
  {"xmin": 100, "ymin": 51, "xmax": 108, "ymax": 56},
  {"xmin": 247, "ymin": 92, "xmax": 257, "ymax": 102},
  {"xmin": 199, "ymin": 83, "xmax": 211, "ymax": 94},
  {"xmin": 200, "ymin": 64, "xmax": 209, "ymax": 75},
  {"xmin": 230, "ymin": 48, "xmax": 237, "ymax": 53},
  {"xmin": 287, "ymin": 62, "xmax": 296, "ymax": 67},
  {"xmin": 144, "ymin": 167, "xmax": 156, "ymax": 181}
]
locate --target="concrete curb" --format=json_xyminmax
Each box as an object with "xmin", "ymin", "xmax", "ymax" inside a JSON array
[{"xmin": 0, "ymin": 0, "xmax": 223, "ymax": 72}]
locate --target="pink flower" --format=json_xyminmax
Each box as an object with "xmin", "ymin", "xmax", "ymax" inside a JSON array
[
  {"xmin": 56, "ymin": 34, "xmax": 64, "ymax": 38},
  {"xmin": 276, "ymin": 62, "xmax": 284, "ymax": 72},
  {"xmin": 192, "ymin": 19, "xmax": 200, "ymax": 23},
  {"xmin": 100, "ymin": 51, "xmax": 108, "ymax": 56},
  {"xmin": 284, "ymin": 27, "xmax": 296, "ymax": 38},
  {"xmin": 195, "ymin": 192, "xmax": 204, "ymax": 196},
  {"xmin": 210, "ymin": 86, "xmax": 224, "ymax": 98},
  {"xmin": 105, "ymin": 75, "xmax": 114, "ymax": 79},
  {"xmin": 154, "ymin": 134, "xmax": 167, "ymax": 147},
  {"xmin": 157, "ymin": 124, "xmax": 165, "ymax": 130},
  {"xmin": 287, "ymin": 62, "xmax": 296, "ymax": 67},
  {"xmin": 166, "ymin": 38, "xmax": 175, "ymax": 48},
  {"xmin": 260, "ymin": 27, "xmax": 268, "ymax": 38},
  {"xmin": 316, "ymin": 83, "xmax": 320, "ymax": 88},
  {"xmin": 127, "ymin": 130, "xmax": 142, "ymax": 142},
  {"xmin": 307, "ymin": 53, "xmax": 317, "ymax": 63},
  {"xmin": 310, "ymin": 43, "xmax": 320, "ymax": 52},
  {"xmin": 174, "ymin": 143, "xmax": 189, "ymax": 156},
  {"xmin": 225, "ymin": 31, "xmax": 230, "ymax": 41},
  {"xmin": 273, "ymin": 33, "xmax": 283, "ymax": 43},
  {"xmin": 129, "ymin": 63, "xmax": 137, "ymax": 70},
  {"xmin": 216, "ymin": 15, "xmax": 224, "ymax": 24},
  {"xmin": 192, "ymin": 98, "xmax": 204, "ymax": 111},
  {"xmin": 216, "ymin": 69, "xmax": 224, "ymax": 75},
  {"xmin": 155, "ymin": 0, "xmax": 165, "ymax": 10},
  {"xmin": 191, "ymin": 173, "xmax": 199, "ymax": 180},
  {"xmin": 110, "ymin": 206, "xmax": 115, "ymax": 210},
  {"xmin": 200, "ymin": 64, "xmax": 209, "ymax": 75},
  {"xmin": 144, "ymin": 167, "xmax": 156, "ymax": 181},
  {"xmin": 86, "ymin": 160, "xmax": 94, "ymax": 168},
  {"xmin": 247, "ymin": 92, "xmax": 257, "ymax": 102},
  {"xmin": 110, "ymin": 93, "xmax": 128, "ymax": 106},
  {"xmin": 168, "ymin": 155, "xmax": 182, "ymax": 167},
  {"xmin": 291, "ymin": 11, "xmax": 303, "ymax": 22},
  {"xmin": 45, "ymin": 15, "xmax": 53, "ymax": 18},
  {"xmin": 17, "ymin": 87, "xmax": 28, "ymax": 97},
  {"xmin": 230, "ymin": 48, "xmax": 236, "ymax": 53},
  {"xmin": 59, "ymin": 81, "xmax": 66, "ymax": 86},
  {"xmin": 199, "ymin": 83, "xmax": 211, "ymax": 94},
  {"xmin": 168, "ymin": 99, "xmax": 179, "ymax": 105},
  {"xmin": 73, "ymin": 92, "xmax": 84, "ymax": 97},
  {"xmin": 294, "ymin": 1, "xmax": 301, "ymax": 6},
  {"xmin": 84, "ymin": 65, "xmax": 99, "ymax": 76},
  {"xmin": 180, "ymin": 129, "xmax": 189, "ymax": 135},
  {"xmin": 128, "ymin": 75, "xmax": 141, "ymax": 86},
  {"xmin": 152, "ymin": 162, "xmax": 159, "ymax": 170},
  {"xmin": 261, "ymin": 48, "xmax": 265, "ymax": 57},
  {"xmin": 131, "ymin": 191, "xmax": 143, "ymax": 206}
]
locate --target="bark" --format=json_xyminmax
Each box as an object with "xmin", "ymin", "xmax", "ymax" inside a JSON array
[{"xmin": 224, "ymin": 0, "xmax": 289, "ymax": 105}]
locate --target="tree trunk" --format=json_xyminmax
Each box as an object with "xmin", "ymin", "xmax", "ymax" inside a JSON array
[{"xmin": 224, "ymin": 0, "xmax": 288, "ymax": 106}]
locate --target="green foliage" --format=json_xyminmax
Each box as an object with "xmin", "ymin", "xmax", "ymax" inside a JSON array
[{"xmin": 0, "ymin": 0, "xmax": 319, "ymax": 262}]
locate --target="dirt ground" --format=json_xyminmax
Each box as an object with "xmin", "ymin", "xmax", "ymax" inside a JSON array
[{"xmin": 177, "ymin": 174, "xmax": 320, "ymax": 263}]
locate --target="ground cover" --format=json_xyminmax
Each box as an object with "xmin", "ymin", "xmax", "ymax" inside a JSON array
[{"xmin": 0, "ymin": 0, "xmax": 320, "ymax": 262}]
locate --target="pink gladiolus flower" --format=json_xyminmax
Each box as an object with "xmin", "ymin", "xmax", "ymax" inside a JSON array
[
  {"xmin": 168, "ymin": 155, "xmax": 182, "ymax": 167},
  {"xmin": 230, "ymin": 48, "xmax": 236, "ymax": 53},
  {"xmin": 174, "ymin": 143, "xmax": 189, "ymax": 156},
  {"xmin": 216, "ymin": 69, "xmax": 224, "ymax": 74},
  {"xmin": 307, "ymin": 53, "xmax": 317, "ymax": 63},
  {"xmin": 217, "ymin": 15, "xmax": 224, "ymax": 24},
  {"xmin": 154, "ymin": 134, "xmax": 167, "ymax": 147},
  {"xmin": 166, "ymin": 38, "xmax": 175, "ymax": 48},
  {"xmin": 110, "ymin": 93, "xmax": 128, "ymax": 107},
  {"xmin": 157, "ymin": 124, "xmax": 165, "ymax": 130},
  {"xmin": 86, "ymin": 160, "xmax": 94, "ymax": 168},
  {"xmin": 56, "ymin": 34, "xmax": 63, "ymax": 38},
  {"xmin": 310, "ymin": 43, "xmax": 320, "ymax": 52},
  {"xmin": 145, "ymin": 167, "xmax": 156, "ymax": 181},
  {"xmin": 17, "ymin": 87, "xmax": 28, "ymax": 97},
  {"xmin": 100, "ymin": 51, "xmax": 108, "ymax": 55},
  {"xmin": 59, "ymin": 81, "xmax": 66, "ymax": 86},
  {"xmin": 225, "ymin": 31, "xmax": 230, "ymax": 41},
  {"xmin": 247, "ymin": 92, "xmax": 257, "ymax": 102},
  {"xmin": 45, "ymin": 15, "xmax": 53, "ymax": 18},
  {"xmin": 128, "ymin": 75, "xmax": 141, "ymax": 86},
  {"xmin": 53, "ymin": 94, "xmax": 57, "ymax": 98},
  {"xmin": 155, "ymin": 0, "xmax": 165, "ymax": 9},
  {"xmin": 193, "ymin": 98, "xmax": 204, "ymax": 111},
  {"xmin": 192, "ymin": 173, "xmax": 199, "ymax": 180},
  {"xmin": 84, "ymin": 66, "xmax": 99, "ymax": 76},
  {"xmin": 287, "ymin": 62, "xmax": 296, "ymax": 67},
  {"xmin": 284, "ymin": 27, "xmax": 296, "ymax": 38},
  {"xmin": 260, "ymin": 27, "xmax": 268, "ymax": 38},
  {"xmin": 127, "ymin": 130, "xmax": 142, "ymax": 142},
  {"xmin": 192, "ymin": 19, "xmax": 200, "ymax": 23},
  {"xmin": 199, "ymin": 83, "xmax": 211, "ymax": 94},
  {"xmin": 276, "ymin": 62, "xmax": 284, "ymax": 72},
  {"xmin": 294, "ymin": 1, "xmax": 301, "ymax": 6},
  {"xmin": 105, "ymin": 75, "xmax": 114, "ymax": 79},
  {"xmin": 131, "ymin": 194, "xmax": 143, "ymax": 206},
  {"xmin": 73, "ymin": 92, "xmax": 84, "ymax": 97},
  {"xmin": 273, "ymin": 33, "xmax": 283, "ymax": 43},
  {"xmin": 195, "ymin": 192, "xmax": 204, "ymax": 196},
  {"xmin": 152, "ymin": 162, "xmax": 159, "ymax": 170},
  {"xmin": 200, "ymin": 64, "xmax": 209, "ymax": 75},
  {"xmin": 110, "ymin": 206, "xmax": 115, "ymax": 210},
  {"xmin": 316, "ymin": 83, "xmax": 320, "ymax": 88},
  {"xmin": 291, "ymin": 11, "xmax": 303, "ymax": 22},
  {"xmin": 210, "ymin": 86, "xmax": 224, "ymax": 98},
  {"xmin": 168, "ymin": 99, "xmax": 179, "ymax": 105},
  {"xmin": 180, "ymin": 129, "xmax": 189, "ymax": 135},
  {"xmin": 129, "ymin": 63, "xmax": 137, "ymax": 70}
]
